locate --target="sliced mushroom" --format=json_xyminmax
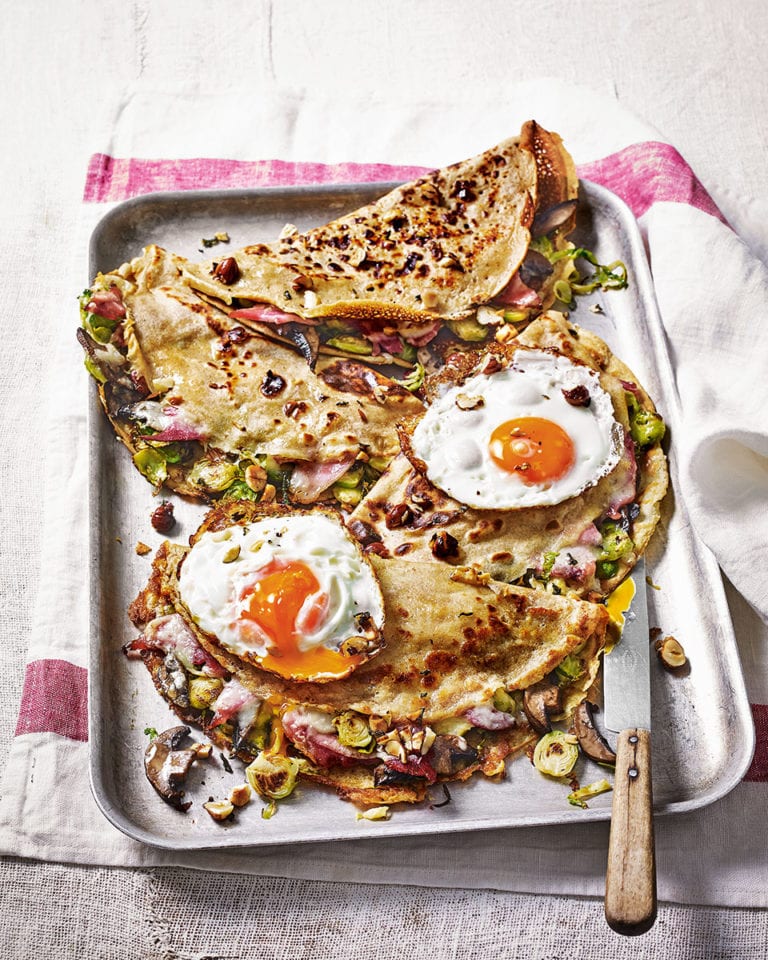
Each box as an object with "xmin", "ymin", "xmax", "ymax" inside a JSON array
[
  {"xmin": 573, "ymin": 701, "xmax": 617, "ymax": 765},
  {"xmin": 144, "ymin": 725, "xmax": 199, "ymax": 811},
  {"xmin": 522, "ymin": 679, "xmax": 563, "ymax": 734},
  {"xmin": 426, "ymin": 735, "xmax": 479, "ymax": 776},
  {"xmin": 530, "ymin": 199, "xmax": 578, "ymax": 238}
]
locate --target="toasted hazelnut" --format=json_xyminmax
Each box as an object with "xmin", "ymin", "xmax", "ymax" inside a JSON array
[
  {"xmin": 455, "ymin": 393, "xmax": 485, "ymax": 411},
  {"xmin": 430, "ymin": 531, "xmax": 459, "ymax": 560},
  {"xmin": 212, "ymin": 257, "xmax": 240, "ymax": 285},
  {"xmin": 655, "ymin": 636, "xmax": 687, "ymax": 670},
  {"xmin": 244, "ymin": 463, "xmax": 268, "ymax": 494},
  {"xmin": 229, "ymin": 783, "xmax": 253, "ymax": 807},
  {"xmin": 261, "ymin": 483, "xmax": 277, "ymax": 504},
  {"xmin": 135, "ymin": 541, "xmax": 152, "ymax": 556},
  {"xmin": 385, "ymin": 503, "xmax": 412, "ymax": 529},
  {"xmin": 150, "ymin": 500, "xmax": 176, "ymax": 534},
  {"xmin": 222, "ymin": 544, "xmax": 241, "ymax": 563},
  {"xmin": 203, "ymin": 799, "xmax": 235, "ymax": 821},
  {"xmin": 291, "ymin": 274, "xmax": 314, "ymax": 293},
  {"xmin": 192, "ymin": 742, "xmax": 213, "ymax": 760}
]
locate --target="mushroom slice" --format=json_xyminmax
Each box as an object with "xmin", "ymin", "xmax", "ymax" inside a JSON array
[
  {"xmin": 144, "ymin": 725, "xmax": 200, "ymax": 811},
  {"xmin": 572, "ymin": 700, "xmax": 617, "ymax": 765},
  {"xmin": 522, "ymin": 679, "xmax": 563, "ymax": 734}
]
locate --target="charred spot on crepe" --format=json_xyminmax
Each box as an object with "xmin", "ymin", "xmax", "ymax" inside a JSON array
[{"xmin": 126, "ymin": 499, "xmax": 610, "ymax": 808}]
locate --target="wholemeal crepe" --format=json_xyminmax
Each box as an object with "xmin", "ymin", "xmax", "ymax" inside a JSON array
[
  {"xmin": 127, "ymin": 501, "xmax": 609, "ymax": 805},
  {"xmin": 181, "ymin": 121, "xmax": 578, "ymax": 360},
  {"xmin": 78, "ymin": 245, "xmax": 423, "ymax": 503},
  {"xmin": 348, "ymin": 312, "xmax": 668, "ymax": 597}
]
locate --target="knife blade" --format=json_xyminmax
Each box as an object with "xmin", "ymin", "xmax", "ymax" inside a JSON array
[{"xmin": 602, "ymin": 558, "xmax": 657, "ymax": 936}]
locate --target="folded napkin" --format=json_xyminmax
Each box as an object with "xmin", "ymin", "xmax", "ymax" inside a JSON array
[{"xmin": 1, "ymin": 79, "xmax": 766, "ymax": 907}]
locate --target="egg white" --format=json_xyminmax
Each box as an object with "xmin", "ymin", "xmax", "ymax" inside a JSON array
[
  {"xmin": 178, "ymin": 514, "xmax": 384, "ymax": 660},
  {"xmin": 411, "ymin": 350, "xmax": 622, "ymax": 509}
]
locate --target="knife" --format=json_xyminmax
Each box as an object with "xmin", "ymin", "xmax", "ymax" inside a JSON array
[{"xmin": 602, "ymin": 557, "xmax": 657, "ymax": 935}]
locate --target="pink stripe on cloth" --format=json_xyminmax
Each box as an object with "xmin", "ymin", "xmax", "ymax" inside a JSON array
[
  {"xmin": 744, "ymin": 703, "xmax": 768, "ymax": 783},
  {"xmin": 84, "ymin": 142, "xmax": 725, "ymax": 228},
  {"xmin": 578, "ymin": 141, "xmax": 726, "ymax": 224},
  {"xmin": 14, "ymin": 659, "xmax": 88, "ymax": 742},
  {"xmin": 83, "ymin": 154, "xmax": 431, "ymax": 203}
]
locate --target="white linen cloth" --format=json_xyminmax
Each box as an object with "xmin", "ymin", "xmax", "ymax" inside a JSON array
[{"xmin": 1, "ymin": 77, "xmax": 766, "ymax": 909}]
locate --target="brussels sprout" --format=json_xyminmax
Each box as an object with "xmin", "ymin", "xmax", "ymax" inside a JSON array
[
  {"xmin": 133, "ymin": 447, "xmax": 168, "ymax": 487},
  {"xmin": 188, "ymin": 677, "xmax": 224, "ymax": 710},
  {"xmin": 325, "ymin": 336, "xmax": 373, "ymax": 356},
  {"xmin": 625, "ymin": 391, "xmax": 666, "ymax": 447},
  {"xmin": 221, "ymin": 479, "xmax": 260, "ymax": 502},
  {"xmin": 492, "ymin": 688, "xmax": 518, "ymax": 713},
  {"xmin": 367, "ymin": 456, "xmax": 391, "ymax": 474},
  {"xmin": 554, "ymin": 654, "xmax": 585, "ymax": 685},
  {"xmin": 84, "ymin": 355, "xmax": 107, "ymax": 384},
  {"xmin": 541, "ymin": 551, "xmax": 558, "ymax": 578},
  {"xmin": 399, "ymin": 362, "xmax": 425, "ymax": 392},
  {"xmin": 596, "ymin": 559, "xmax": 619, "ymax": 580},
  {"xmin": 599, "ymin": 521, "xmax": 634, "ymax": 562},
  {"xmin": 187, "ymin": 457, "xmax": 239, "ymax": 492},
  {"xmin": 334, "ymin": 465, "xmax": 364, "ymax": 489},
  {"xmin": 332, "ymin": 484, "xmax": 363, "ymax": 507},
  {"xmin": 245, "ymin": 752, "xmax": 303, "ymax": 800},
  {"xmin": 567, "ymin": 777, "xmax": 613, "ymax": 808},
  {"xmin": 446, "ymin": 318, "xmax": 489, "ymax": 342},
  {"xmin": 356, "ymin": 806, "xmax": 391, "ymax": 821},
  {"xmin": 333, "ymin": 711, "xmax": 374, "ymax": 751},
  {"xmin": 532, "ymin": 731, "xmax": 579, "ymax": 778},
  {"xmin": 398, "ymin": 342, "xmax": 418, "ymax": 363}
]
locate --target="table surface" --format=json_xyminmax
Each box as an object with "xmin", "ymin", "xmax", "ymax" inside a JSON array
[{"xmin": 2, "ymin": 2, "xmax": 767, "ymax": 957}]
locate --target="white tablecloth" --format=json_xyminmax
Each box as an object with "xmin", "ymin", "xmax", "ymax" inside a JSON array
[{"xmin": 2, "ymin": 2, "xmax": 767, "ymax": 956}]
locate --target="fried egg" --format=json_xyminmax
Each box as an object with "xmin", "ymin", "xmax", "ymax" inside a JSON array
[
  {"xmin": 410, "ymin": 350, "xmax": 622, "ymax": 509},
  {"xmin": 178, "ymin": 513, "xmax": 385, "ymax": 681}
]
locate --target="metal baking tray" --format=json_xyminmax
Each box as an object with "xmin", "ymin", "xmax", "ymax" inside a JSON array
[{"xmin": 88, "ymin": 181, "xmax": 755, "ymax": 850}]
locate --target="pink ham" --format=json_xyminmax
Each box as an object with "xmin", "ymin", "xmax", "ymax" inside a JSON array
[
  {"xmin": 549, "ymin": 545, "xmax": 597, "ymax": 583},
  {"xmin": 282, "ymin": 707, "xmax": 377, "ymax": 768},
  {"xmin": 208, "ymin": 678, "xmax": 261, "ymax": 729},
  {"xmin": 86, "ymin": 285, "xmax": 126, "ymax": 320},
  {"xmin": 494, "ymin": 271, "xmax": 542, "ymax": 309},
  {"xmin": 399, "ymin": 320, "xmax": 441, "ymax": 348},
  {"xmin": 149, "ymin": 423, "xmax": 206, "ymax": 443},
  {"xmin": 578, "ymin": 523, "xmax": 603, "ymax": 547},
  {"xmin": 605, "ymin": 431, "xmax": 638, "ymax": 518},
  {"xmin": 288, "ymin": 454, "xmax": 356, "ymax": 503},
  {"xmin": 229, "ymin": 304, "xmax": 317, "ymax": 326},
  {"xmin": 381, "ymin": 755, "xmax": 437, "ymax": 783},
  {"xmin": 127, "ymin": 613, "xmax": 227, "ymax": 678},
  {"xmin": 465, "ymin": 704, "xmax": 517, "ymax": 731}
]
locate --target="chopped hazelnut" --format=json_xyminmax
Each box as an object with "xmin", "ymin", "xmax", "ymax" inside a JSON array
[
  {"xmin": 135, "ymin": 541, "xmax": 152, "ymax": 556},
  {"xmin": 655, "ymin": 636, "xmax": 687, "ymax": 670},
  {"xmin": 203, "ymin": 799, "xmax": 235, "ymax": 821},
  {"xmin": 229, "ymin": 783, "xmax": 253, "ymax": 807}
]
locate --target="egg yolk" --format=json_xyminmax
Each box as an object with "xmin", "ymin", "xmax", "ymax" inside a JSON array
[
  {"xmin": 238, "ymin": 558, "xmax": 365, "ymax": 681},
  {"xmin": 489, "ymin": 416, "xmax": 576, "ymax": 484}
]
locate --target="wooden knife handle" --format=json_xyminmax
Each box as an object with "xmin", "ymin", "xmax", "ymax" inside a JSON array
[{"xmin": 605, "ymin": 728, "xmax": 657, "ymax": 935}]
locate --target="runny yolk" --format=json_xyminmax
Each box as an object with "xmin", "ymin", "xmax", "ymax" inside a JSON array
[
  {"xmin": 489, "ymin": 416, "xmax": 576, "ymax": 485},
  {"xmin": 238, "ymin": 558, "xmax": 364, "ymax": 681}
]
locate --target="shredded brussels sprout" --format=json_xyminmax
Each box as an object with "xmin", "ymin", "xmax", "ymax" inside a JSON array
[
  {"xmin": 555, "ymin": 654, "xmax": 585, "ymax": 685},
  {"xmin": 399, "ymin": 362, "xmax": 425, "ymax": 392},
  {"xmin": 133, "ymin": 448, "xmax": 168, "ymax": 487},
  {"xmin": 567, "ymin": 777, "xmax": 613, "ymax": 808}
]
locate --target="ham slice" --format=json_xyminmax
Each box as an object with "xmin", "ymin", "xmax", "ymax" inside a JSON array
[
  {"xmin": 494, "ymin": 271, "xmax": 542, "ymax": 309},
  {"xmin": 288, "ymin": 454, "xmax": 355, "ymax": 503},
  {"xmin": 127, "ymin": 613, "xmax": 227, "ymax": 678},
  {"xmin": 282, "ymin": 707, "xmax": 377, "ymax": 768},
  {"xmin": 209, "ymin": 677, "xmax": 261, "ymax": 730},
  {"xmin": 229, "ymin": 304, "xmax": 317, "ymax": 326},
  {"xmin": 86, "ymin": 285, "xmax": 126, "ymax": 320}
]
